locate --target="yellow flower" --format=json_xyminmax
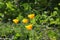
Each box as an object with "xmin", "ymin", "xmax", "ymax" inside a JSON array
[
  {"xmin": 28, "ymin": 14, "xmax": 35, "ymax": 19},
  {"xmin": 22, "ymin": 19, "xmax": 28, "ymax": 24},
  {"xmin": 25, "ymin": 24, "xmax": 33, "ymax": 30},
  {"xmin": 13, "ymin": 19, "xmax": 19, "ymax": 24}
]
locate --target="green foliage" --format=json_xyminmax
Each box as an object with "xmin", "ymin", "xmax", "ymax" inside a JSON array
[{"xmin": 0, "ymin": 0, "xmax": 60, "ymax": 40}]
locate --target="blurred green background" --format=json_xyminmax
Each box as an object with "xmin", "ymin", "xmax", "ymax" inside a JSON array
[{"xmin": 0, "ymin": 0, "xmax": 60, "ymax": 40}]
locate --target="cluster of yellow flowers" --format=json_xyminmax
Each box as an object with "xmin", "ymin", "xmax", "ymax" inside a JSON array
[{"xmin": 13, "ymin": 13, "xmax": 35, "ymax": 30}]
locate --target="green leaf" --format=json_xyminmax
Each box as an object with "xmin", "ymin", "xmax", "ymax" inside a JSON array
[
  {"xmin": 22, "ymin": 3, "xmax": 31, "ymax": 11},
  {"xmin": 6, "ymin": 2, "xmax": 15, "ymax": 11},
  {"xmin": 16, "ymin": 33, "xmax": 20, "ymax": 37},
  {"xmin": 51, "ymin": 11, "xmax": 57, "ymax": 16}
]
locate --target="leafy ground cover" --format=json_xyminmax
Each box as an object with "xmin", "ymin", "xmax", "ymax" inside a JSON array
[{"xmin": 0, "ymin": 0, "xmax": 60, "ymax": 40}]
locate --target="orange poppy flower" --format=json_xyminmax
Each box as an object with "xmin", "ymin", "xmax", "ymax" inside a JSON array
[
  {"xmin": 28, "ymin": 14, "xmax": 35, "ymax": 19},
  {"xmin": 25, "ymin": 24, "xmax": 33, "ymax": 30},
  {"xmin": 22, "ymin": 19, "xmax": 28, "ymax": 24},
  {"xmin": 13, "ymin": 19, "xmax": 19, "ymax": 24}
]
